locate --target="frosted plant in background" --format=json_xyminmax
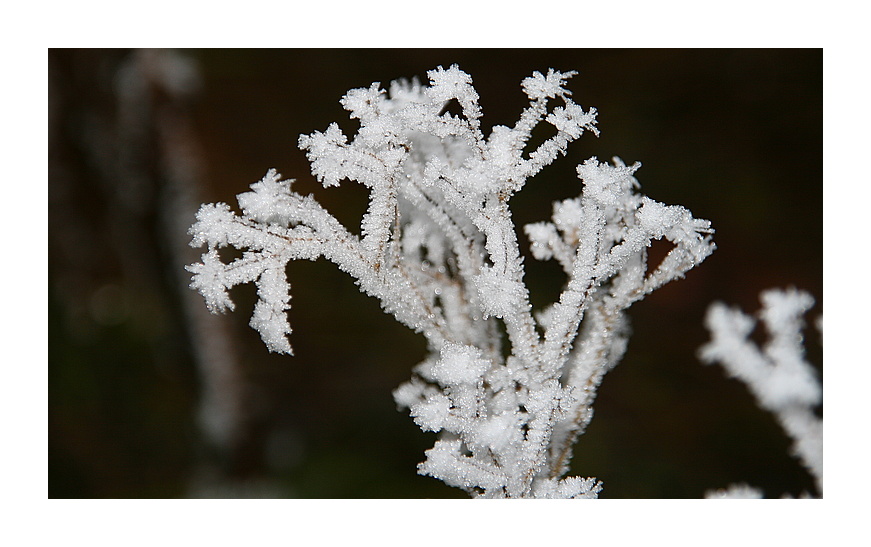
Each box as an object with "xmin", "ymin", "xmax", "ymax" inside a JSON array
[
  {"xmin": 699, "ymin": 288, "xmax": 822, "ymax": 498},
  {"xmin": 187, "ymin": 65, "xmax": 716, "ymax": 498}
]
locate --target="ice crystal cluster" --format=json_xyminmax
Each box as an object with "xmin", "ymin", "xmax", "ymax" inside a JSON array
[
  {"xmin": 187, "ymin": 66, "xmax": 716, "ymax": 498},
  {"xmin": 699, "ymin": 288, "xmax": 822, "ymax": 498}
]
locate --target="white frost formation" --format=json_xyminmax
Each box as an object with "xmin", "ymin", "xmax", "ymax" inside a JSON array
[
  {"xmin": 187, "ymin": 66, "xmax": 716, "ymax": 497},
  {"xmin": 699, "ymin": 288, "xmax": 822, "ymax": 498}
]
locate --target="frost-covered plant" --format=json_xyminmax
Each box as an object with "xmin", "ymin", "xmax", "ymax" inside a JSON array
[
  {"xmin": 699, "ymin": 288, "xmax": 822, "ymax": 498},
  {"xmin": 187, "ymin": 66, "xmax": 715, "ymax": 498}
]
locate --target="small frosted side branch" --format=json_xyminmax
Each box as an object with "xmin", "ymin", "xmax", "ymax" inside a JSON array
[
  {"xmin": 187, "ymin": 169, "xmax": 358, "ymax": 353},
  {"xmin": 699, "ymin": 288, "xmax": 822, "ymax": 497},
  {"xmin": 524, "ymin": 156, "xmax": 715, "ymax": 479}
]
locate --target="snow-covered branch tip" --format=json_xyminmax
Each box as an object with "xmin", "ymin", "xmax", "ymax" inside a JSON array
[
  {"xmin": 187, "ymin": 65, "xmax": 715, "ymax": 497},
  {"xmin": 699, "ymin": 287, "xmax": 822, "ymax": 498}
]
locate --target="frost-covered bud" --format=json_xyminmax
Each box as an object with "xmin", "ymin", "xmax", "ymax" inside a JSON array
[
  {"xmin": 298, "ymin": 124, "xmax": 351, "ymax": 188},
  {"xmin": 485, "ymin": 125, "xmax": 522, "ymax": 170},
  {"xmin": 426, "ymin": 64, "xmax": 481, "ymax": 124},
  {"xmin": 521, "ymin": 69, "xmax": 576, "ymax": 101},
  {"xmin": 392, "ymin": 377, "xmax": 427, "ymax": 410},
  {"xmin": 340, "ymin": 82, "xmax": 385, "ymax": 122},
  {"xmin": 470, "ymin": 413, "xmax": 518, "ymax": 452},
  {"xmin": 547, "ymin": 103, "xmax": 598, "ymax": 139},
  {"xmin": 186, "ymin": 249, "xmax": 234, "ymax": 313},
  {"xmin": 189, "ymin": 203, "xmax": 235, "ymax": 248},
  {"xmin": 431, "ymin": 342, "xmax": 490, "ymax": 386},
  {"xmin": 576, "ymin": 157, "xmax": 638, "ymax": 206},
  {"xmin": 237, "ymin": 169, "xmax": 296, "ymax": 227},
  {"xmin": 410, "ymin": 392, "xmax": 452, "ymax": 432}
]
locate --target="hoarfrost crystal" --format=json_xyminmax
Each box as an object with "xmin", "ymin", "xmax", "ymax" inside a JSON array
[{"xmin": 187, "ymin": 65, "xmax": 716, "ymax": 497}]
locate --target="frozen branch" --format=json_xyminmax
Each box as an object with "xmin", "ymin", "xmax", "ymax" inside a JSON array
[
  {"xmin": 188, "ymin": 65, "xmax": 715, "ymax": 497},
  {"xmin": 699, "ymin": 288, "xmax": 823, "ymax": 497}
]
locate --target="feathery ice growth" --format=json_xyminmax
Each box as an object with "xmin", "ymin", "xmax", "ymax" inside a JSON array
[{"xmin": 187, "ymin": 65, "xmax": 716, "ymax": 497}]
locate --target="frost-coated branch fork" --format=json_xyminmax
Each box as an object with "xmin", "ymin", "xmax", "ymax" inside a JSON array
[{"xmin": 187, "ymin": 65, "xmax": 715, "ymax": 498}]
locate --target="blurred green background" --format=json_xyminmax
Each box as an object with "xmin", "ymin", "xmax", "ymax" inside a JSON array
[{"xmin": 48, "ymin": 49, "xmax": 822, "ymax": 498}]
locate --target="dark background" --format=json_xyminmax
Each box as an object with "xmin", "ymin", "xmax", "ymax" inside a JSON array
[{"xmin": 48, "ymin": 49, "xmax": 822, "ymax": 498}]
